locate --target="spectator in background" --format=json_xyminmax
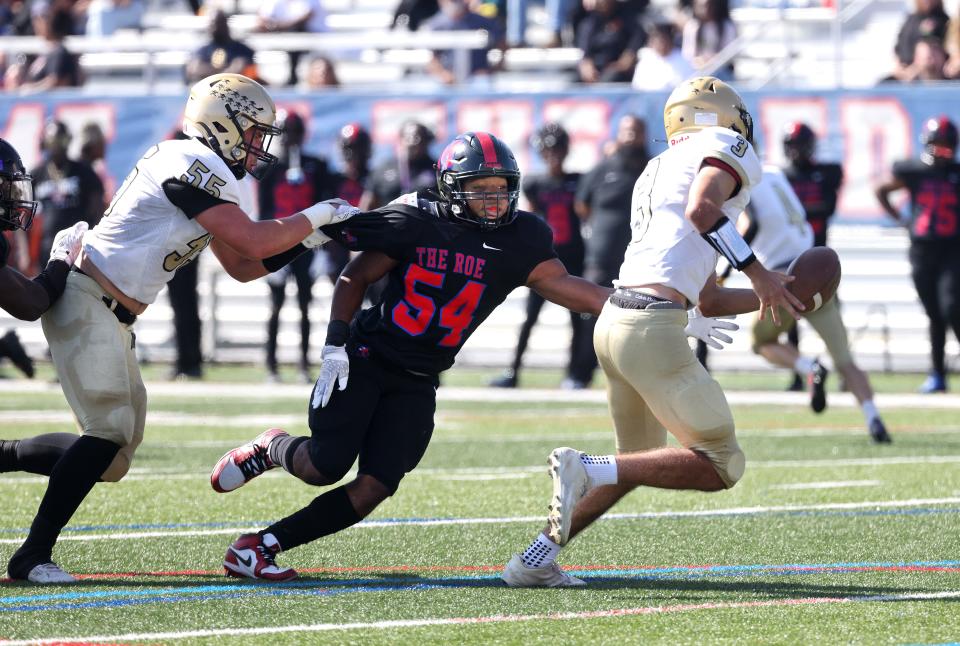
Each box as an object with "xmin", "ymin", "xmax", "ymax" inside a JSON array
[
  {"xmin": 576, "ymin": 0, "xmax": 645, "ymax": 84},
  {"xmin": 882, "ymin": 36, "xmax": 949, "ymax": 82},
  {"xmin": 78, "ymin": 123, "xmax": 113, "ymax": 211},
  {"xmin": 84, "ymin": 0, "xmax": 145, "ymax": 36},
  {"xmin": 424, "ymin": 0, "xmax": 505, "ymax": 85},
  {"xmin": 490, "ymin": 123, "xmax": 587, "ymax": 388},
  {"xmin": 631, "ymin": 21, "xmax": 694, "ymax": 91},
  {"xmin": 891, "ymin": 0, "xmax": 948, "ymax": 82},
  {"xmin": 360, "ymin": 121, "xmax": 437, "ymax": 210},
  {"xmin": 184, "ymin": 10, "xmax": 257, "ymax": 84},
  {"xmin": 392, "ymin": 0, "xmax": 439, "ymax": 30},
  {"xmin": 569, "ymin": 114, "xmax": 649, "ymax": 388},
  {"xmin": 681, "ymin": 0, "xmax": 735, "ymax": 80},
  {"xmin": 31, "ymin": 120, "xmax": 103, "ymax": 269},
  {"xmin": 303, "ymin": 54, "xmax": 340, "ymax": 89},
  {"xmin": 255, "ymin": 0, "xmax": 327, "ymax": 87},
  {"xmin": 875, "ymin": 115, "xmax": 960, "ymax": 394},
  {"xmin": 5, "ymin": 7, "xmax": 82, "ymax": 92},
  {"xmin": 321, "ymin": 123, "xmax": 372, "ymax": 285},
  {"xmin": 258, "ymin": 110, "xmax": 334, "ymax": 384}
]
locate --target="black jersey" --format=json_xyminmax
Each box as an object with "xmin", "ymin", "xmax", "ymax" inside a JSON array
[
  {"xmin": 324, "ymin": 197, "xmax": 557, "ymax": 375},
  {"xmin": 892, "ymin": 159, "xmax": 960, "ymax": 241},
  {"xmin": 523, "ymin": 172, "xmax": 584, "ymax": 271},
  {"xmin": 783, "ymin": 162, "xmax": 842, "ymax": 246}
]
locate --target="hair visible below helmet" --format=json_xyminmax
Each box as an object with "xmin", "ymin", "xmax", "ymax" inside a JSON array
[
  {"xmin": 663, "ymin": 76, "xmax": 754, "ymax": 145},
  {"xmin": 782, "ymin": 122, "xmax": 816, "ymax": 163},
  {"xmin": 182, "ymin": 73, "xmax": 281, "ymax": 179},
  {"xmin": 532, "ymin": 122, "xmax": 569, "ymax": 154},
  {"xmin": 920, "ymin": 115, "xmax": 958, "ymax": 166},
  {"xmin": 339, "ymin": 122, "xmax": 372, "ymax": 163},
  {"xmin": 0, "ymin": 138, "xmax": 38, "ymax": 232},
  {"xmin": 436, "ymin": 131, "xmax": 521, "ymax": 230}
]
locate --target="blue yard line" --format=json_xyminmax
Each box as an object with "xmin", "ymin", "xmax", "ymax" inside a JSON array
[
  {"xmin": 3, "ymin": 506, "xmax": 960, "ymax": 536},
  {"xmin": 1, "ymin": 560, "xmax": 957, "ymax": 613}
]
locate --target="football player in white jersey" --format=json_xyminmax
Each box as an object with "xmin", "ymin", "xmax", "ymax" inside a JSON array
[
  {"xmin": 740, "ymin": 165, "xmax": 891, "ymax": 443},
  {"xmin": 503, "ymin": 77, "xmax": 804, "ymax": 587},
  {"xmin": 4, "ymin": 73, "xmax": 357, "ymax": 584}
]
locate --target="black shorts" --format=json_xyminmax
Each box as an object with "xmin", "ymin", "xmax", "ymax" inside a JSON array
[{"xmin": 306, "ymin": 343, "xmax": 438, "ymax": 494}]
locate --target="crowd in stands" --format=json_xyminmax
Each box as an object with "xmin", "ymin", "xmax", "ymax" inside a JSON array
[{"xmin": 6, "ymin": 0, "xmax": 959, "ymax": 89}]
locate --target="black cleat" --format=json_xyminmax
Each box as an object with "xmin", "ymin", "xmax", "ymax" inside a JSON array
[
  {"xmin": 808, "ymin": 360, "xmax": 828, "ymax": 414},
  {"xmin": 489, "ymin": 371, "xmax": 517, "ymax": 388},
  {"xmin": 0, "ymin": 330, "xmax": 35, "ymax": 378},
  {"xmin": 869, "ymin": 418, "xmax": 892, "ymax": 444},
  {"xmin": 785, "ymin": 373, "xmax": 803, "ymax": 392}
]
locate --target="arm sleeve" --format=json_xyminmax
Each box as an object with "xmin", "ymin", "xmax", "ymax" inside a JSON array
[
  {"xmin": 162, "ymin": 178, "xmax": 236, "ymax": 219},
  {"xmin": 320, "ymin": 205, "xmax": 424, "ymax": 256}
]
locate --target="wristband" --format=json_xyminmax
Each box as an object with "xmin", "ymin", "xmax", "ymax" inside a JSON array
[
  {"xmin": 299, "ymin": 202, "xmax": 336, "ymax": 228},
  {"xmin": 701, "ymin": 216, "xmax": 757, "ymax": 271},
  {"xmin": 325, "ymin": 319, "xmax": 350, "ymax": 346}
]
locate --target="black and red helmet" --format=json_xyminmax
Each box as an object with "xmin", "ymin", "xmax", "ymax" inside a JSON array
[
  {"xmin": 782, "ymin": 122, "xmax": 816, "ymax": 163},
  {"xmin": 920, "ymin": 115, "xmax": 958, "ymax": 165},
  {"xmin": 339, "ymin": 122, "xmax": 371, "ymax": 163},
  {"xmin": 0, "ymin": 138, "xmax": 37, "ymax": 232},
  {"xmin": 436, "ymin": 131, "xmax": 521, "ymax": 230}
]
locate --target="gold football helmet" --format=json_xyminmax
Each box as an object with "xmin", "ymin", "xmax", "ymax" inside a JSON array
[
  {"xmin": 182, "ymin": 73, "xmax": 280, "ymax": 179},
  {"xmin": 663, "ymin": 76, "xmax": 754, "ymax": 145}
]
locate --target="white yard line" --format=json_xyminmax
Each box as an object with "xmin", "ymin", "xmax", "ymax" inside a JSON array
[
  {"xmin": 2, "ymin": 591, "xmax": 959, "ymax": 645},
  {"xmin": 0, "ymin": 496, "xmax": 957, "ymax": 545},
  {"xmin": 5, "ymin": 380, "xmax": 960, "ymax": 408}
]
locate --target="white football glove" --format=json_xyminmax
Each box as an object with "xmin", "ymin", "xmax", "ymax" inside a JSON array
[
  {"xmin": 299, "ymin": 198, "xmax": 361, "ymax": 229},
  {"xmin": 49, "ymin": 221, "xmax": 88, "ymax": 266},
  {"xmin": 684, "ymin": 307, "xmax": 738, "ymax": 350},
  {"xmin": 301, "ymin": 228, "xmax": 332, "ymax": 249},
  {"xmin": 311, "ymin": 344, "xmax": 349, "ymax": 409}
]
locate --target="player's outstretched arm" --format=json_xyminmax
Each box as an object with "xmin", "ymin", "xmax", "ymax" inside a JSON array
[
  {"xmin": 0, "ymin": 267, "xmax": 51, "ymax": 321},
  {"xmin": 527, "ymin": 258, "xmax": 612, "ymax": 316},
  {"xmin": 0, "ymin": 223, "xmax": 85, "ymax": 320},
  {"xmin": 874, "ymin": 176, "xmax": 907, "ymax": 226}
]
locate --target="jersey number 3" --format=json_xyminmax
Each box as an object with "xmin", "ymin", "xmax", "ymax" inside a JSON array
[{"xmin": 393, "ymin": 265, "xmax": 484, "ymax": 347}]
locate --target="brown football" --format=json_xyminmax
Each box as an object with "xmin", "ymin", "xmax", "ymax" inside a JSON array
[{"xmin": 786, "ymin": 247, "xmax": 841, "ymax": 314}]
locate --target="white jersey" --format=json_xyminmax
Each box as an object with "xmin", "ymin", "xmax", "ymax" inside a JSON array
[
  {"xmin": 83, "ymin": 138, "xmax": 241, "ymax": 304},
  {"xmin": 616, "ymin": 127, "xmax": 762, "ymax": 305},
  {"xmin": 746, "ymin": 165, "xmax": 814, "ymax": 270}
]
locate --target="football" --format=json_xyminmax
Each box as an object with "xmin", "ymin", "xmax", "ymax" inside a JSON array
[{"xmin": 786, "ymin": 247, "xmax": 841, "ymax": 314}]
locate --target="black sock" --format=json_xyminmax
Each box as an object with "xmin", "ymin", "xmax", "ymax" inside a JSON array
[
  {"xmin": 268, "ymin": 435, "xmax": 308, "ymax": 473},
  {"xmin": 8, "ymin": 435, "xmax": 120, "ymax": 577},
  {"xmin": 265, "ymin": 486, "xmax": 361, "ymax": 552},
  {"xmin": 4, "ymin": 433, "xmax": 77, "ymax": 475}
]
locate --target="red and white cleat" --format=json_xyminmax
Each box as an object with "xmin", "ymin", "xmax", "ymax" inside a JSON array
[
  {"xmin": 223, "ymin": 533, "xmax": 297, "ymax": 582},
  {"xmin": 210, "ymin": 428, "xmax": 287, "ymax": 493}
]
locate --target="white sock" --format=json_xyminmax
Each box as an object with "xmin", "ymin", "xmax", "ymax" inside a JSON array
[
  {"xmin": 520, "ymin": 532, "xmax": 561, "ymax": 568},
  {"xmin": 794, "ymin": 356, "xmax": 816, "ymax": 376},
  {"xmin": 861, "ymin": 400, "xmax": 879, "ymax": 424},
  {"xmin": 580, "ymin": 453, "xmax": 618, "ymax": 486}
]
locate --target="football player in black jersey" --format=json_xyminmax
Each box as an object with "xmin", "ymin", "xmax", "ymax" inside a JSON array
[
  {"xmin": 489, "ymin": 123, "xmax": 588, "ymax": 388},
  {"xmin": 211, "ymin": 130, "xmax": 752, "ymax": 581},
  {"xmin": 781, "ymin": 122, "xmax": 844, "ymax": 391},
  {"xmin": 876, "ymin": 115, "xmax": 960, "ymax": 394}
]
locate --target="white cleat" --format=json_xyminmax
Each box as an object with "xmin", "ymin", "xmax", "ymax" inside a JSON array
[
  {"xmin": 26, "ymin": 562, "xmax": 77, "ymax": 584},
  {"xmin": 547, "ymin": 447, "xmax": 590, "ymax": 546},
  {"xmin": 501, "ymin": 553, "xmax": 585, "ymax": 588}
]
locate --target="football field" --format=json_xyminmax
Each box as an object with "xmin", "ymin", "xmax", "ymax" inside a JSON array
[{"xmin": 1, "ymin": 367, "xmax": 958, "ymax": 645}]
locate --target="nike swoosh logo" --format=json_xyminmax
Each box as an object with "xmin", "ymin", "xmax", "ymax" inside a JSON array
[
  {"xmin": 231, "ymin": 548, "xmax": 254, "ymax": 568},
  {"xmin": 482, "ymin": 243, "xmax": 501, "ymax": 251}
]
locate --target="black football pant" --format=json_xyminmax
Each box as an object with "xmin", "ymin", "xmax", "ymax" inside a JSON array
[
  {"xmin": 266, "ymin": 252, "xmax": 316, "ymax": 372},
  {"xmin": 167, "ymin": 259, "xmax": 202, "ymax": 375},
  {"xmin": 568, "ymin": 264, "xmax": 616, "ymax": 384},
  {"xmin": 508, "ymin": 287, "xmax": 589, "ymax": 380},
  {"xmin": 910, "ymin": 239, "xmax": 960, "ymax": 376}
]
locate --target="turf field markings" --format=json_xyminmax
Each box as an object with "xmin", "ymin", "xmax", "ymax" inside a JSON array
[
  {"xmin": 3, "ymin": 589, "xmax": 960, "ymax": 643},
  {"xmin": 1, "ymin": 498, "xmax": 959, "ymax": 544},
  {"xmin": 770, "ymin": 480, "xmax": 882, "ymax": 490}
]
